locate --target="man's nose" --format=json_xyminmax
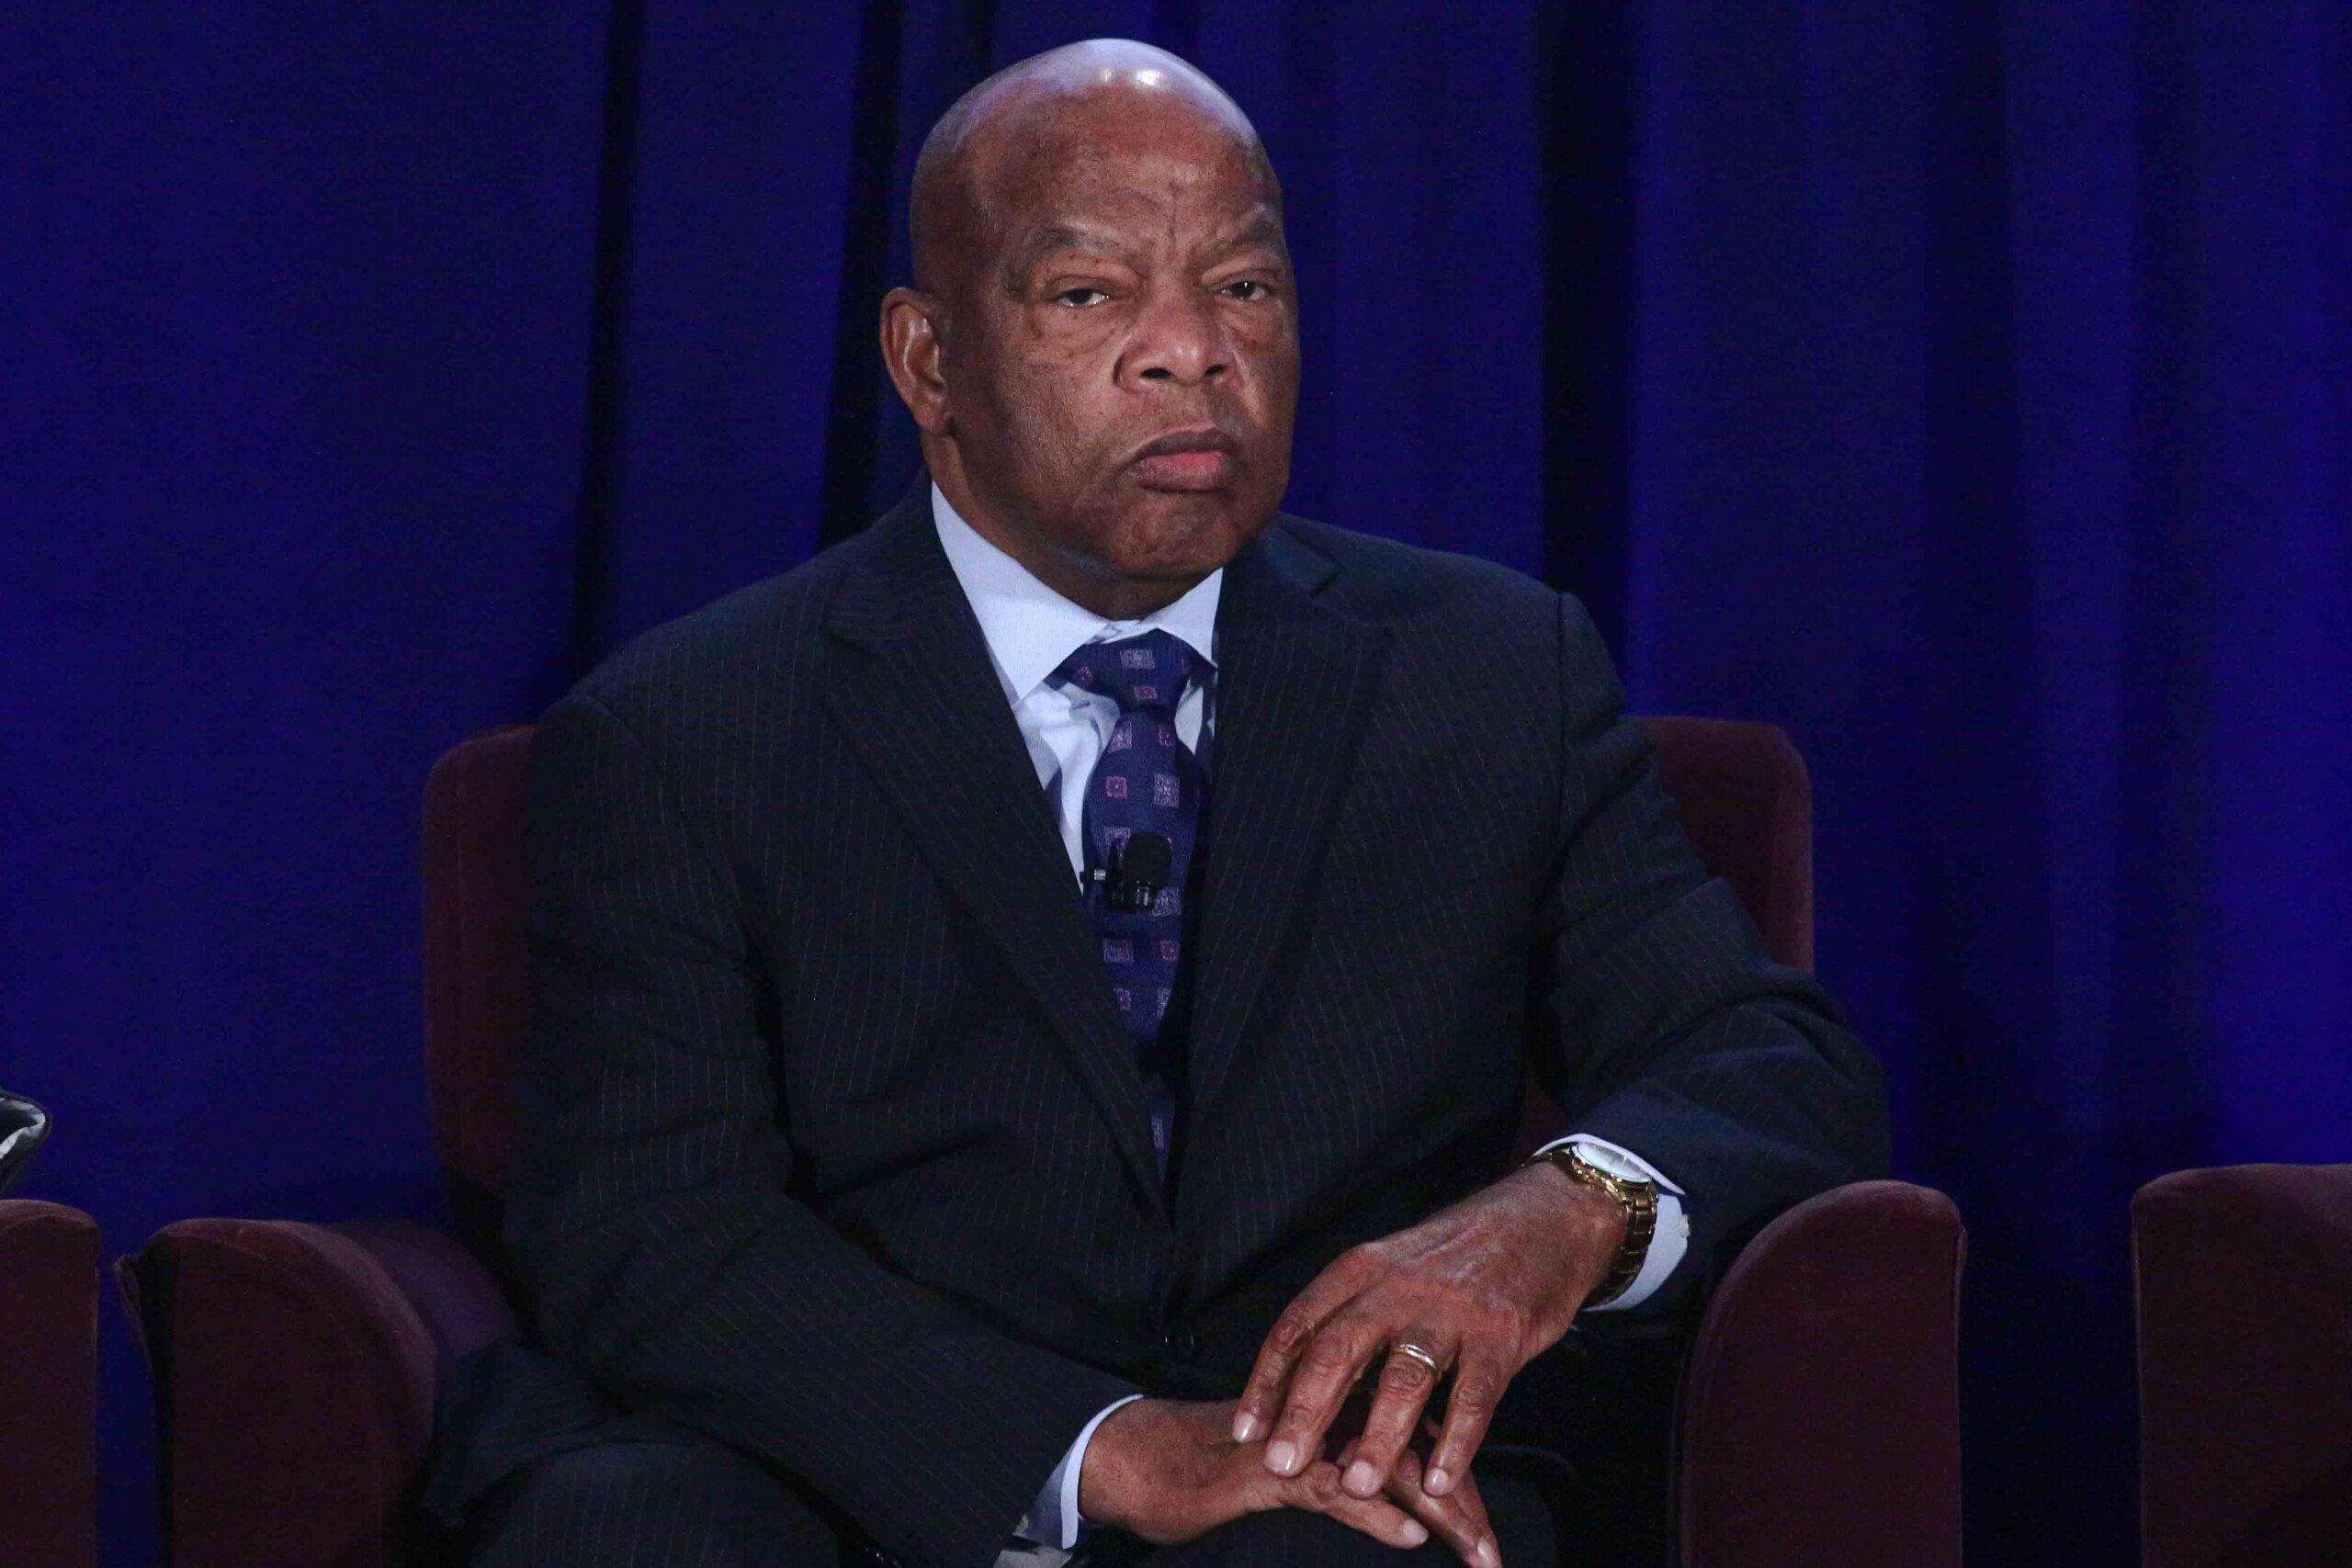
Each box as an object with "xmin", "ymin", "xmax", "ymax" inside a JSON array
[{"xmin": 1121, "ymin": 287, "xmax": 1229, "ymax": 387}]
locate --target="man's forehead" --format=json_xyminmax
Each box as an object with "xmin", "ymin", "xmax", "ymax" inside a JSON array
[
  {"xmin": 974, "ymin": 108, "xmax": 1276, "ymax": 242},
  {"xmin": 975, "ymin": 89, "xmax": 1262, "ymax": 189}
]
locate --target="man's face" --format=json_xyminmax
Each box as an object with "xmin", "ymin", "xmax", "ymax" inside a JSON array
[{"xmin": 938, "ymin": 92, "xmax": 1298, "ymax": 592}]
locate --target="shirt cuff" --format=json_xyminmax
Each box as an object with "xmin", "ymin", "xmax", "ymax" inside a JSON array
[
  {"xmin": 1536, "ymin": 1134, "xmax": 1690, "ymax": 1312},
  {"xmin": 1019, "ymin": 1393, "xmax": 1145, "ymax": 1549}
]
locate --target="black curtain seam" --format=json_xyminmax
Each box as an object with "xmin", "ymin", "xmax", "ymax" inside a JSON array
[
  {"xmin": 817, "ymin": 0, "xmax": 910, "ymax": 547},
  {"xmin": 571, "ymin": 0, "xmax": 649, "ymax": 675}
]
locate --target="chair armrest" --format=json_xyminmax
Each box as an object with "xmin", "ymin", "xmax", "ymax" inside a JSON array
[
  {"xmin": 328, "ymin": 1220, "xmax": 522, "ymax": 1377},
  {"xmin": 119, "ymin": 1217, "xmax": 516, "ymax": 1568},
  {"xmin": 2133, "ymin": 1164, "xmax": 2352, "ymax": 1568},
  {"xmin": 0, "ymin": 1201, "xmax": 99, "ymax": 1568},
  {"xmin": 1676, "ymin": 1179, "xmax": 1964, "ymax": 1568}
]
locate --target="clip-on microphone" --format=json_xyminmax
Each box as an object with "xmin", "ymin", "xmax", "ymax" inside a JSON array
[{"xmin": 1089, "ymin": 831, "xmax": 1174, "ymax": 913}]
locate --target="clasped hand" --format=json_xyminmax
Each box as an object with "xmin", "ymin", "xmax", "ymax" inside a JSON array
[{"xmin": 1081, "ymin": 1163, "xmax": 1624, "ymax": 1565}]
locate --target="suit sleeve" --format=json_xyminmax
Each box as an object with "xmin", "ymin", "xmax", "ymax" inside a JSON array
[
  {"xmin": 504, "ymin": 690, "xmax": 1138, "ymax": 1568},
  {"xmin": 1528, "ymin": 596, "xmax": 1892, "ymax": 1311}
]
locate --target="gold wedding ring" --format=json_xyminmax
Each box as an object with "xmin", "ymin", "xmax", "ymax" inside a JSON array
[{"xmin": 1389, "ymin": 1340, "xmax": 1444, "ymax": 1378}]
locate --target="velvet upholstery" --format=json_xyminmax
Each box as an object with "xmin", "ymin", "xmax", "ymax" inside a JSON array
[
  {"xmin": 0, "ymin": 1201, "xmax": 99, "ymax": 1568},
  {"xmin": 1677, "ymin": 1180, "xmax": 1965, "ymax": 1568},
  {"xmin": 1641, "ymin": 716, "xmax": 1815, "ymax": 972},
  {"xmin": 2133, "ymin": 1164, "xmax": 2352, "ymax": 1568},
  {"xmin": 421, "ymin": 724, "xmax": 534, "ymax": 1270},
  {"xmin": 122, "ymin": 716, "xmax": 1960, "ymax": 1567},
  {"xmin": 119, "ymin": 1218, "xmax": 514, "ymax": 1568}
]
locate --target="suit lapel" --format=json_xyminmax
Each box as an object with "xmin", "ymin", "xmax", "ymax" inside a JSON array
[
  {"xmin": 820, "ymin": 486, "xmax": 1164, "ymax": 1202},
  {"xmin": 1186, "ymin": 523, "xmax": 1390, "ymax": 1122}
]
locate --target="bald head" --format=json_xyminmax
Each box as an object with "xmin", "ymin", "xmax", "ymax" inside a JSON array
[
  {"xmin": 910, "ymin": 39, "xmax": 1278, "ymax": 297},
  {"xmin": 878, "ymin": 39, "xmax": 1298, "ymax": 621}
]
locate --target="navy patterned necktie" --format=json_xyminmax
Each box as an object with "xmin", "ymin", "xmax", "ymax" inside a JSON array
[{"xmin": 1054, "ymin": 628, "xmax": 1211, "ymax": 1175}]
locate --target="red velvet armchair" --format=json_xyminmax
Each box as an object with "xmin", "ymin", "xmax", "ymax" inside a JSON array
[
  {"xmin": 121, "ymin": 719, "xmax": 1963, "ymax": 1568},
  {"xmin": 2133, "ymin": 1163, "xmax": 2352, "ymax": 1568},
  {"xmin": 0, "ymin": 1199, "xmax": 101, "ymax": 1568}
]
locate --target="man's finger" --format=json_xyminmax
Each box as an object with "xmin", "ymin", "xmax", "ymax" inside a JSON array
[
  {"xmin": 1261, "ymin": 1306, "xmax": 1385, "ymax": 1476},
  {"xmin": 1284, "ymin": 1460, "xmax": 1431, "ymax": 1551},
  {"xmin": 1233, "ymin": 1256, "xmax": 1367, "ymax": 1443},
  {"xmin": 1340, "ymin": 1333, "xmax": 1453, "ymax": 1497},
  {"xmin": 1390, "ymin": 1449, "xmax": 1498, "ymax": 1568},
  {"xmin": 1422, "ymin": 1347, "xmax": 1510, "ymax": 1497}
]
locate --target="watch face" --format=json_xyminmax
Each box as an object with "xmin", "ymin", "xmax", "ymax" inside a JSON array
[{"xmin": 1571, "ymin": 1141, "xmax": 1654, "ymax": 1190}]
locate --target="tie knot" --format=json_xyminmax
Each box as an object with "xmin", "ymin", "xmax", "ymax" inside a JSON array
[{"xmin": 1054, "ymin": 628, "xmax": 1208, "ymax": 714}]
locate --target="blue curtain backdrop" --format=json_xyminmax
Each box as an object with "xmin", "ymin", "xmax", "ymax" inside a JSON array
[{"xmin": 5, "ymin": 5, "xmax": 2346, "ymax": 1564}]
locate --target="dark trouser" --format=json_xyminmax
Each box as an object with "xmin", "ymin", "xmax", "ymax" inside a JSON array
[
  {"xmin": 465, "ymin": 1323, "xmax": 1679, "ymax": 1568},
  {"xmin": 469, "ymin": 1437, "xmax": 1558, "ymax": 1568},
  {"xmin": 468, "ymin": 1435, "xmax": 839, "ymax": 1567}
]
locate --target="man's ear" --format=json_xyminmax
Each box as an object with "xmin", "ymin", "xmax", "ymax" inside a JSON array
[{"xmin": 880, "ymin": 288, "xmax": 952, "ymax": 435}]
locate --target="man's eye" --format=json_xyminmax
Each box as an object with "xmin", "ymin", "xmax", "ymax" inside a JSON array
[
  {"xmin": 1222, "ymin": 279, "xmax": 1272, "ymax": 301},
  {"xmin": 1053, "ymin": 287, "xmax": 1110, "ymax": 307}
]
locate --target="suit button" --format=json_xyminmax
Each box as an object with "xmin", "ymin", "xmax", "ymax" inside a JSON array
[{"xmin": 1162, "ymin": 1327, "xmax": 1199, "ymax": 1362}]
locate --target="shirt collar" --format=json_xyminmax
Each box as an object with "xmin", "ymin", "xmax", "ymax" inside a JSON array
[{"xmin": 932, "ymin": 481, "xmax": 1223, "ymax": 705}]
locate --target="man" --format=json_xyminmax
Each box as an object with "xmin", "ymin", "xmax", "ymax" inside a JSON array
[{"xmin": 445, "ymin": 38, "xmax": 1886, "ymax": 1568}]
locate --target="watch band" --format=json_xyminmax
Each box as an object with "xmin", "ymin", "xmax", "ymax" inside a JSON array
[{"xmin": 1522, "ymin": 1144, "xmax": 1658, "ymax": 1308}]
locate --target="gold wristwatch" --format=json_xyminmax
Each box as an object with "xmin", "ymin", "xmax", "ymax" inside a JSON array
[{"xmin": 1521, "ymin": 1143, "xmax": 1658, "ymax": 1308}]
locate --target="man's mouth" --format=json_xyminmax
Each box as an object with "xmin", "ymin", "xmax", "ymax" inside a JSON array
[{"xmin": 1131, "ymin": 428, "xmax": 1240, "ymax": 491}]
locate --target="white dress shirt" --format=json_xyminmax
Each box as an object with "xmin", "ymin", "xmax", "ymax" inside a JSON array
[{"xmin": 930, "ymin": 486, "xmax": 1690, "ymax": 1551}]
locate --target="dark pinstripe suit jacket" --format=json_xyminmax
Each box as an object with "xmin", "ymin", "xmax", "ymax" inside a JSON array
[{"xmin": 491, "ymin": 480, "xmax": 1887, "ymax": 1568}]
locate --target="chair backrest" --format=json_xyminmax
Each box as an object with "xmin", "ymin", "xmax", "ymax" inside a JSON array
[
  {"xmin": 422, "ymin": 725, "xmax": 534, "ymax": 1264},
  {"xmin": 2133, "ymin": 1163, "xmax": 2352, "ymax": 1568},
  {"xmin": 1639, "ymin": 716, "xmax": 1813, "ymax": 972},
  {"xmin": 422, "ymin": 715, "xmax": 1814, "ymax": 1254}
]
